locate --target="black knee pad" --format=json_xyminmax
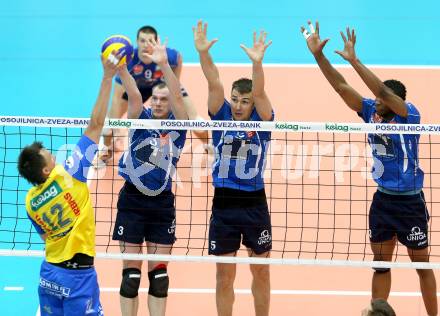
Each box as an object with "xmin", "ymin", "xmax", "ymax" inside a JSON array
[
  {"xmin": 148, "ymin": 265, "xmax": 169, "ymax": 298},
  {"xmin": 373, "ymin": 267, "xmax": 391, "ymax": 274},
  {"xmin": 120, "ymin": 268, "xmax": 141, "ymax": 298}
]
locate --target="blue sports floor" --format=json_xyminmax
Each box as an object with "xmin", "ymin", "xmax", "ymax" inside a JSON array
[{"xmin": 1, "ymin": 0, "xmax": 440, "ymax": 314}]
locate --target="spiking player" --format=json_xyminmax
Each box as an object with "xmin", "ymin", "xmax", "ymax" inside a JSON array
[{"xmin": 18, "ymin": 53, "xmax": 121, "ymax": 316}]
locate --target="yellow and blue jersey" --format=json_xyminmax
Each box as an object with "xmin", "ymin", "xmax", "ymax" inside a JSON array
[
  {"xmin": 25, "ymin": 135, "xmax": 98, "ymax": 263},
  {"xmin": 358, "ymin": 98, "xmax": 423, "ymax": 192}
]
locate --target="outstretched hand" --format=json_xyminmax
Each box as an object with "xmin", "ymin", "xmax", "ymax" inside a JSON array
[
  {"xmin": 193, "ymin": 20, "xmax": 218, "ymax": 53},
  {"xmin": 300, "ymin": 20, "xmax": 329, "ymax": 56},
  {"xmin": 101, "ymin": 50, "xmax": 122, "ymax": 78},
  {"xmin": 143, "ymin": 37, "xmax": 169, "ymax": 66},
  {"xmin": 335, "ymin": 27, "xmax": 357, "ymax": 62},
  {"xmin": 240, "ymin": 30, "xmax": 272, "ymax": 63}
]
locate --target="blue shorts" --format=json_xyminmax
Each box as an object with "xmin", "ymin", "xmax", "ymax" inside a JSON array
[
  {"xmin": 209, "ymin": 188, "xmax": 272, "ymax": 255},
  {"xmin": 38, "ymin": 261, "xmax": 103, "ymax": 316},
  {"xmin": 112, "ymin": 181, "xmax": 176, "ymax": 245},
  {"xmin": 369, "ymin": 190, "xmax": 430, "ymax": 249}
]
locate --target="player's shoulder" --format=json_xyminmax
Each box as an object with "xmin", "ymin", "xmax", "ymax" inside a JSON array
[
  {"xmin": 405, "ymin": 101, "xmax": 420, "ymax": 115},
  {"xmin": 142, "ymin": 107, "xmax": 154, "ymax": 119},
  {"xmin": 166, "ymin": 47, "xmax": 180, "ymax": 66},
  {"xmin": 126, "ymin": 47, "xmax": 141, "ymax": 68},
  {"xmin": 362, "ymin": 98, "xmax": 376, "ymax": 107},
  {"xmin": 166, "ymin": 46, "xmax": 179, "ymax": 55}
]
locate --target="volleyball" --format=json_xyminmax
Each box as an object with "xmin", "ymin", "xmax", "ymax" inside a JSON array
[{"xmin": 101, "ymin": 35, "xmax": 134, "ymax": 65}]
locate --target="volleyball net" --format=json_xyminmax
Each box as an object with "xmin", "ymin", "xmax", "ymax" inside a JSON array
[{"xmin": 1, "ymin": 115, "xmax": 440, "ymax": 269}]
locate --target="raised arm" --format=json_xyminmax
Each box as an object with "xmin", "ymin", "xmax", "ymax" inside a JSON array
[
  {"xmin": 173, "ymin": 53, "xmax": 183, "ymax": 78},
  {"xmin": 84, "ymin": 54, "xmax": 119, "ymax": 143},
  {"xmin": 193, "ymin": 20, "xmax": 225, "ymax": 115},
  {"xmin": 117, "ymin": 65, "xmax": 143, "ymax": 119},
  {"xmin": 144, "ymin": 38, "xmax": 187, "ymax": 120},
  {"xmin": 240, "ymin": 31, "xmax": 273, "ymax": 121},
  {"xmin": 336, "ymin": 27, "xmax": 408, "ymax": 117},
  {"xmin": 301, "ymin": 21, "xmax": 363, "ymax": 113},
  {"xmin": 107, "ymin": 83, "xmax": 127, "ymax": 119}
]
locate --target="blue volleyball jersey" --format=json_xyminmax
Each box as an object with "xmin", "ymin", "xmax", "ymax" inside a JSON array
[
  {"xmin": 118, "ymin": 108, "xmax": 186, "ymax": 195},
  {"xmin": 115, "ymin": 47, "xmax": 179, "ymax": 87},
  {"xmin": 358, "ymin": 98, "xmax": 423, "ymax": 192},
  {"xmin": 209, "ymin": 100, "xmax": 273, "ymax": 191}
]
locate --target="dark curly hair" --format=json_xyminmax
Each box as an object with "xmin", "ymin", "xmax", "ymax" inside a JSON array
[{"xmin": 384, "ymin": 79, "xmax": 406, "ymax": 100}]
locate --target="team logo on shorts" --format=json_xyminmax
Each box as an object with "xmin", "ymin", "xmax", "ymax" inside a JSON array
[
  {"xmin": 85, "ymin": 298, "xmax": 103, "ymax": 315},
  {"xmin": 39, "ymin": 278, "xmax": 71, "ymax": 298},
  {"xmin": 168, "ymin": 219, "xmax": 176, "ymax": 234},
  {"xmin": 257, "ymin": 230, "xmax": 271, "ymax": 246},
  {"xmin": 43, "ymin": 305, "xmax": 53, "ymax": 314},
  {"xmin": 407, "ymin": 226, "xmax": 427, "ymax": 244}
]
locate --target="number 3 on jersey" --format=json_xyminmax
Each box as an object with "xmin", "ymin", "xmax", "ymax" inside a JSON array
[{"xmin": 118, "ymin": 225, "xmax": 124, "ymax": 236}]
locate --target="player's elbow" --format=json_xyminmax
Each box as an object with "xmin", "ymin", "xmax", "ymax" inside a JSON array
[
  {"xmin": 172, "ymin": 91, "xmax": 184, "ymax": 105},
  {"xmin": 252, "ymin": 89, "xmax": 266, "ymax": 99},
  {"xmin": 128, "ymin": 89, "xmax": 142, "ymax": 104},
  {"xmin": 207, "ymin": 79, "xmax": 223, "ymax": 92},
  {"xmin": 378, "ymin": 85, "xmax": 394, "ymax": 100},
  {"xmin": 335, "ymin": 83, "xmax": 349, "ymax": 96}
]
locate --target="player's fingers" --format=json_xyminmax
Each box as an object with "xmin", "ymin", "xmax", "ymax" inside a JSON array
[
  {"xmin": 320, "ymin": 38, "xmax": 330, "ymax": 49},
  {"xmin": 259, "ymin": 30, "xmax": 264, "ymax": 42},
  {"xmin": 264, "ymin": 40, "xmax": 273, "ymax": 50},
  {"xmin": 209, "ymin": 38, "xmax": 219, "ymax": 49},
  {"xmin": 308, "ymin": 20, "xmax": 315, "ymax": 34},
  {"xmin": 262, "ymin": 31, "xmax": 267, "ymax": 43},
  {"xmin": 335, "ymin": 50, "xmax": 344, "ymax": 57},
  {"xmin": 149, "ymin": 37, "xmax": 157, "ymax": 46},
  {"xmin": 302, "ymin": 27, "xmax": 311, "ymax": 39},
  {"xmin": 107, "ymin": 51, "xmax": 119, "ymax": 65},
  {"xmin": 340, "ymin": 31, "xmax": 347, "ymax": 43}
]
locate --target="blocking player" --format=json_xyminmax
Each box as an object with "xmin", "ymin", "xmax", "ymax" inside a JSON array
[
  {"xmin": 301, "ymin": 20, "xmax": 437, "ymax": 316},
  {"xmin": 194, "ymin": 20, "xmax": 274, "ymax": 316},
  {"xmin": 112, "ymin": 37, "xmax": 187, "ymax": 316},
  {"xmin": 99, "ymin": 25, "xmax": 207, "ymax": 165}
]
